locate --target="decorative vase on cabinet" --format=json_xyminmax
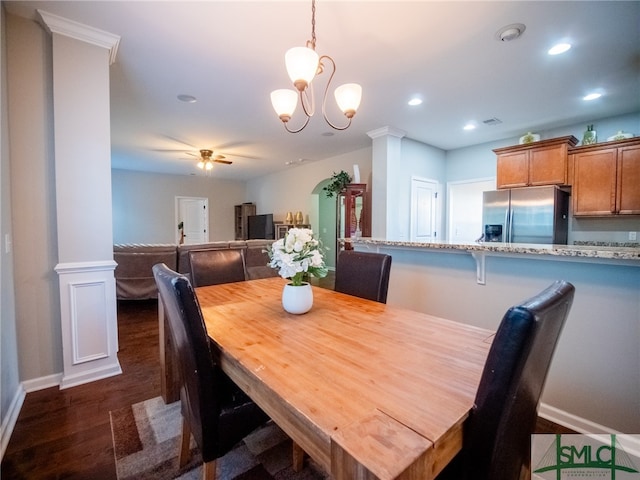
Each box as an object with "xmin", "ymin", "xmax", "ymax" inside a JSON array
[{"xmin": 582, "ymin": 125, "xmax": 597, "ymax": 145}]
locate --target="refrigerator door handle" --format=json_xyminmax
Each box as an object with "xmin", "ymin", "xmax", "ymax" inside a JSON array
[
  {"xmin": 503, "ymin": 209, "xmax": 509, "ymax": 242},
  {"xmin": 507, "ymin": 208, "xmax": 514, "ymax": 243}
]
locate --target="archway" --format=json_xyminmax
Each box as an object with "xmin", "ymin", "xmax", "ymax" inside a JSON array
[{"xmin": 310, "ymin": 178, "xmax": 338, "ymax": 269}]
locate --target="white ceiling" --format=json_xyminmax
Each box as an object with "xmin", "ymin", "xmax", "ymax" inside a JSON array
[{"xmin": 5, "ymin": 1, "xmax": 640, "ymax": 181}]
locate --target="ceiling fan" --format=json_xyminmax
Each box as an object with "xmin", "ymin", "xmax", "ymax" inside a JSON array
[{"xmin": 190, "ymin": 149, "xmax": 232, "ymax": 170}]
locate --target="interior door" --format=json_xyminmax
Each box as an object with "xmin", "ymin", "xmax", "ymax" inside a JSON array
[
  {"xmin": 176, "ymin": 197, "xmax": 208, "ymax": 244},
  {"xmin": 410, "ymin": 177, "xmax": 439, "ymax": 242}
]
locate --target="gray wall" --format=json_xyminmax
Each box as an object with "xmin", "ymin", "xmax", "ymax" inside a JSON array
[
  {"xmin": 4, "ymin": 12, "xmax": 61, "ymax": 387},
  {"xmin": 1, "ymin": 4, "xmax": 20, "ymax": 456},
  {"xmin": 112, "ymin": 169, "xmax": 247, "ymax": 244}
]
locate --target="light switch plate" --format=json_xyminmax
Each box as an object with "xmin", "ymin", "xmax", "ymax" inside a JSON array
[{"xmin": 629, "ymin": 231, "xmax": 637, "ymax": 241}]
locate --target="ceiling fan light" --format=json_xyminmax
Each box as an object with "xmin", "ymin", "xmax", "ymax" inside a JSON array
[
  {"xmin": 205, "ymin": 162, "xmax": 213, "ymax": 170},
  {"xmin": 271, "ymin": 89, "xmax": 298, "ymax": 121},
  {"xmin": 285, "ymin": 46, "xmax": 319, "ymax": 90},
  {"xmin": 197, "ymin": 160, "xmax": 205, "ymax": 169},
  {"xmin": 334, "ymin": 83, "xmax": 362, "ymax": 118}
]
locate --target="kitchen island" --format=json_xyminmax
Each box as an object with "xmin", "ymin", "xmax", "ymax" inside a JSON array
[{"xmin": 345, "ymin": 238, "xmax": 640, "ymax": 437}]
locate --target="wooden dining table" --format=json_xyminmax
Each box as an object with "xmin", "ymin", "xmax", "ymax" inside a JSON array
[{"xmin": 189, "ymin": 277, "xmax": 494, "ymax": 479}]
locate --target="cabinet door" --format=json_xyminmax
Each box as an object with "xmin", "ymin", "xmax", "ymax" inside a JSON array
[
  {"xmin": 573, "ymin": 148, "xmax": 618, "ymax": 216},
  {"xmin": 497, "ymin": 151, "xmax": 529, "ymax": 189},
  {"xmin": 529, "ymin": 144, "xmax": 567, "ymax": 186},
  {"xmin": 617, "ymin": 145, "xmax": 640, "ymax": 215}
]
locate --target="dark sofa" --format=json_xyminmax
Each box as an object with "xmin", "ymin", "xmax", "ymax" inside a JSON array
[{"xmin": 114, "ymin": 239, "xmax": 277, "ymax": 300}]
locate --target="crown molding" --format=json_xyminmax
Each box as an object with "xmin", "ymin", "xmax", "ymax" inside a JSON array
[
  {"xmin": 36, "ymin": 10, "xmax": 120, "ymax": 65},
  {"xmin": 367, "ymin": 126, "xmax": 407, "ymax": 140}
]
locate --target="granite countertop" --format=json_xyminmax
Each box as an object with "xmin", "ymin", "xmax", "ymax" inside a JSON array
[{"xmin": 343, "ymin": 238, "xmax": 640, "ymax": 262}]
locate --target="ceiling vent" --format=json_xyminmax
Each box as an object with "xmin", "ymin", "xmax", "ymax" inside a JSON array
[
  {"xmin": 495, "ymin": 23, "xmax": 526, "ymax": 42},
  {"xmin": 482, "ymin": 117, "xmax": 503, "ymax": 126}
]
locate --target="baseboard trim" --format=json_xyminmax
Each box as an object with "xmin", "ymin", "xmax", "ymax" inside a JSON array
[
  {"xmin": 22, "ymin": 373, "xmax": 63, "ymax": 393},
  {"xmin": 0, "ymin": 383, "xmax": 26, "ymax": 460},
  {"xmin": 60, "ymin": 363, "xmax": 122, "ymax": 390},
  {"xmin": 539, "ymin": 402, "xmax": 640, "ymax": 459}
]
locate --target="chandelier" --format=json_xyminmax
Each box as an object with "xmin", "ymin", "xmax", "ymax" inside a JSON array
[{"xmin": 270, "ymin": 0, "xmax": 362, "ymax": 133}]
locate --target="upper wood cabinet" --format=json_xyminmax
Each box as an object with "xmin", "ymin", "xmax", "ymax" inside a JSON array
[
  {"xmin": 493, "ymin": 136, "xmax": 578, "ymax": 189},
  {"xmin": 571, "ymin": 137, "xmax": 640, "ymax": 216}
]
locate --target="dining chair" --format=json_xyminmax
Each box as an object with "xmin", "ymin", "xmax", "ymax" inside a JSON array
[
  {"xmin": 334, "ymin": 250, "xmax": 392, "ymax": 303},
  {"xmin": 152, "ymin": 263, "xmax": 269, "ymax": 480},
  {"xmin": 437, "ymin": 280, "xmax": 575, "ymax": 480},
  {"xmin": 188, "ymin": 248, "xmax": 246, "ymax": 287}
]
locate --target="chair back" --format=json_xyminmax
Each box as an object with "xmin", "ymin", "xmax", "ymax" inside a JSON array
[
  {"xmin": 334, "ymin": 250, "xmax": 392, "ymax": 303},
  {"xmin": 188, "ymin": 248, "xmax": 246, "ymax": 287},
  {"xmin": 464, "ymin": 280, "xmax": 575, "ymax": 480},
  {"xmin": 152, "ymin": 263, "xmax": 222, "ymax": 460}
]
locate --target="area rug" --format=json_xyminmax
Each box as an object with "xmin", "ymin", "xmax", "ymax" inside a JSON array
[{"xmin": 110, "ymin": 396, "xmax": 328, "ymax": 480}]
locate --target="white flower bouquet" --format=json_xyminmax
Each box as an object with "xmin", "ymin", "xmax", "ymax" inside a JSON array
[{"xmin": 267, "ymin": 228, "xmax": 328, "ymax": 286}]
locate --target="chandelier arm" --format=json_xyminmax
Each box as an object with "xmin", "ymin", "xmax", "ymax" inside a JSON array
[
  {"xmin": 283, "ymin": 114, "xmax": 311, "ymax": 134},
  {"xmin": 319, "ymin": 55, "xmax": 352, "ymax": 131},
  {"xmin": 299, "ymin": 84, "xmax": 316, "ymax": 118}
]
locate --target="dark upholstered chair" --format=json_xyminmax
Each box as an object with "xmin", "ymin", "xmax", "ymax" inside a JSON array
[
  {"xmin": 152, "ymin": 263, "xmax": 269, "ymax": 479},
  {"xmin": 334, "ymin": 250, "xmax": 392, "ymax": 303},
  {"xmin": 188, "ymin": 248, "xmax": 246, "ymax": 287},
  {"xmin": 437, "ymin": 280, "xmax": 575, "ymax": 480}
]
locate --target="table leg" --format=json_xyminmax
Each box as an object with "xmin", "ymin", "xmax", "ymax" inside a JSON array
[
  {"xmin": 293, "ymin": 442, "xmax": 305, "ymax": 472},
  {"xmin": 159, "ymin": 299, "xmax": 179, "ymax": 403}
]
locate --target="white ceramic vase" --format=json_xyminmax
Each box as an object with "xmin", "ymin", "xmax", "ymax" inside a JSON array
[{"xmin": 282, "ymin": 282, "xmax": 313, "ymax": 314}]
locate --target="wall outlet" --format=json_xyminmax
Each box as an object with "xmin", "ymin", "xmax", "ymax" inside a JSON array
[{"xmin": 629, "ymin": 231, "xmax": 637, "ymax": 241}]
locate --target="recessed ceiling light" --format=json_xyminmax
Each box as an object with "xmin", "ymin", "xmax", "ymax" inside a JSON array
[
  {"xmin": 177, "ymin": 94, "xmax": 197, "ymax": 103},
  {"xmin": 463, "ymin": 123, "xmax": 476, "ymax": 131},
  {"xmin": 548, "ymin": 43, "xmax": 571, "ymax": 55},
  {"xmin": 408, "ymin": 97, "xmax": 423, "ymax": 106},
  {"xmin": 583, "ymin": 92, "xmax": 602, "ymax": 101}
]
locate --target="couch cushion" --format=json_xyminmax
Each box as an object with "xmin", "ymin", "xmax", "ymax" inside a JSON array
[
  {"xmin": 114, "ymin": 244, "xmax": 177, "ymax": 300},
  {"xmin": 245, "ymin": 244, "xmax": 279, "ymax": 280}
]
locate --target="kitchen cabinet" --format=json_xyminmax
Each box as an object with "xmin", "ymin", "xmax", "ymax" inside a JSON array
[
  {"xmin": 234, "ymin": 203, "xmax": 256, "ymax": 240},
  {"xmin": 494, "ymin": 136, "xmax": 578, "ymax": 189},
  {"xmin": 571, "ymin": 137, "xmax": 640, "ymax": 216}
]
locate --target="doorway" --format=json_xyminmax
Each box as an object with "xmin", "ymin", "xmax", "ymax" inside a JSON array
[
  {"xmin": 447, "ymin": 178, "xmax": 495, "ymax": 242},
  {"xmin": 311, "ymin": 178, "xmax": 338, "ymax": 269},
  {"xmin": 175, "ymin": 196, "xmax": 209, "ymax": 244},
  {"xmin": 410, "ymin": 177, "xmax": 439, "ymax": 242}
]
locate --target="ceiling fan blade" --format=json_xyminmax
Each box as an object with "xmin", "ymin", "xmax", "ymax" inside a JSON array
[
  {"xmin": 150, "ymin": 148, "xmax": 191, "ymax": 153},
  {"xmin": 214, "ymin": 159, "xmax": 233, "ymax": 165},
  {"xmin": 218, "ymin": 151, "xmax": 260, "ymax": 160},
  {"xmin": 158, "ymin": 134, "xmax": 198, "ymax": 149}
]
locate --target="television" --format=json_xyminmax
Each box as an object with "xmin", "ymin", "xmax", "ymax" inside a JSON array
[{"xmin": 247, "ymin": 214, "xmax": 274, "ymax": 240}]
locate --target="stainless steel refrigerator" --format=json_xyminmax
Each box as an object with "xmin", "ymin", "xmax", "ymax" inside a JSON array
[{"xmin": 481, "ymin": 185, "xmax": 569, "ymax": 244}]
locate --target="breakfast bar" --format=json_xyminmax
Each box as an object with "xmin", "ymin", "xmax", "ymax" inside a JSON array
[{"xmin": 347, "ymin": 238, "xmax": 640, "ymax": 435}]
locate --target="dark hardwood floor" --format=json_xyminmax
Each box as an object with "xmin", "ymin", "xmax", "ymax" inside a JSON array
[
  {"xmin": 1, "ymin": 300, "xmax": 161, "ymax": 480},
  {"xmin": 1, "ymin": 278, "xmax": 572, "ymax": 479}
]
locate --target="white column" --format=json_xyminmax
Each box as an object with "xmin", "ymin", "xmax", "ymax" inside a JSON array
[
  {"xmin": 38, "ymin": 11, "xmax": 122, "ymax": 388},
  {"xmin": 367, "ymin": 127, "xmax": 406, "ymax": 239}
]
